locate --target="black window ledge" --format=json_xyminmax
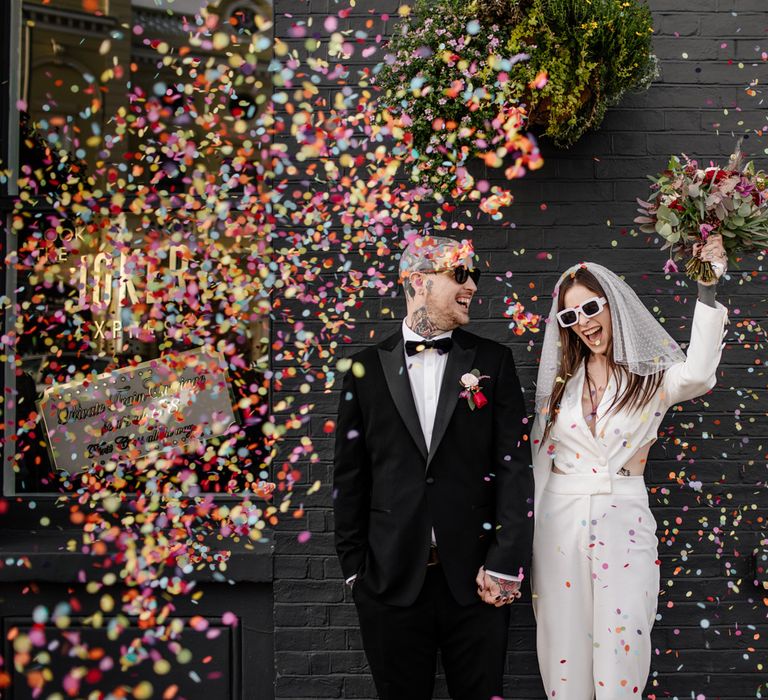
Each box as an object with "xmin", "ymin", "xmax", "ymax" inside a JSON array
[{"xmin": 0, "ymin": 529, "xmax": 273, "ymax": 583}]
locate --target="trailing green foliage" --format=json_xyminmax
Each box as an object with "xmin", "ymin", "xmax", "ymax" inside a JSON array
[{"xmin": 502, "ymin": 0, "xmax": 656, "ymax": 146}]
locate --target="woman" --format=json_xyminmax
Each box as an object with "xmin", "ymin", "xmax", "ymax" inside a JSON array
[{"xmin": 531, "ymin": 237, "xmax": 728, "ymax": 699}]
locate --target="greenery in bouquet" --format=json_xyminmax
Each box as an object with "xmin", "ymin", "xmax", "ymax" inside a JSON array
[
  {"xmin": 634, "ymin": 147, "xmax": 768, "ymax": 282},
  {"xmin": 372, "ymin": 1, "xmax": 544, "ymax": 198},
  {"xmin": 501, "ymin": 0, "xmax": 657, "ymax": 147}
]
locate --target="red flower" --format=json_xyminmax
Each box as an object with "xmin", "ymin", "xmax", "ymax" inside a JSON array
[
  {"xmin": 472, "ymin": 391, "xmax": 488, "ymax": 409},
  {"xmin": 668, "ymin": 199, "xmax": 685, "ymax": 212},
  {"xmin": 703, "ymin": 169, "xmax": 730, "ymax": 185}
]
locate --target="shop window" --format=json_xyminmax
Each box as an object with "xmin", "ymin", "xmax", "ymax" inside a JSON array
[{"xmin": 3, "ymin": 0, "xmax": 274, "ymax": 498}]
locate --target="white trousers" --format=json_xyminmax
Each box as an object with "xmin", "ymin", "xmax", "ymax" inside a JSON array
[{"xmin": 532, "ymin": 472, "xmax": 660, "ymax": 700}]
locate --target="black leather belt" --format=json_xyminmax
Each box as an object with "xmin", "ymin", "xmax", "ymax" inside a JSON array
[{"xmin": 427, "ymin": 545, "xmax": 440, "ymax": 567}]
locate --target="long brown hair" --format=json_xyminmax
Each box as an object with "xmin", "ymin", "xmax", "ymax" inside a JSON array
[{"xmin": 541, "ymin": 267, "xmax": 665, "ymax": 444}]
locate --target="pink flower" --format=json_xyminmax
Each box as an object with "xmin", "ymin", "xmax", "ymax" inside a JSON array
[
  {"xmin": 663, "ymin": 258, "xmax": 679, "ymax": 274},
  {"xmin": 699, "ymin": 223, "xmax": 715, "ymax": 239}
]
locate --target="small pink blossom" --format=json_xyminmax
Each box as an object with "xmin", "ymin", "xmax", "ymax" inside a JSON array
[{"xmin": 663, "ymin": 258, "xmax": 679, "ymax": 274}]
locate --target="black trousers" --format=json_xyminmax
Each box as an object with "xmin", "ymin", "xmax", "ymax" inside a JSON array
[{"xmin": 353, "ymin": 564, "xmax": 511, "ymax": 700}]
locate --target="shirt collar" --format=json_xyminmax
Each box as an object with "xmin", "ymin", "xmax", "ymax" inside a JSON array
[{"xmin": 401, "ymin": 318, "xmax": 453, "ymax": 343}]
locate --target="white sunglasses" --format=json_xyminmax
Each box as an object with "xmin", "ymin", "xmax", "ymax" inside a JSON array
[{"xmin": 556, "ymin": 296, "xmax": 608, "ymax": 328}]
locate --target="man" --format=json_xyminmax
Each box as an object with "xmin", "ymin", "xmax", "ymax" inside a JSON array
[{"xmin": 333, "ymin": 235, "xmax": 533, "ymax": 699}]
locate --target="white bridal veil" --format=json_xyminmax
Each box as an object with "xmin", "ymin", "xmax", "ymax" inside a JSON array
[{"xmin": 534, "ymin": 262, "xmax": 686, "ymax": 413}]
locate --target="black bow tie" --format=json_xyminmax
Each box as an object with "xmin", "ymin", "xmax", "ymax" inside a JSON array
[{"xmin": 405, "ymin": 337, "xmax": 453, "ymax": 356}]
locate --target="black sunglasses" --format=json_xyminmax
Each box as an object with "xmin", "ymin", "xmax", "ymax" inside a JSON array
[{"xmin": 426, "ymin": 265, "xmax": 480, "ymax": 285}]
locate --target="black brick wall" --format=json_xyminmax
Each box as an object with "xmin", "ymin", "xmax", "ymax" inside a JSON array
[{"xmin": 272, "ymin": 1, "xmax": 768, "ymax": 697}]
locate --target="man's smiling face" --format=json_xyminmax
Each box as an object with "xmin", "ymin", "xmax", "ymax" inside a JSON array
[{"xmin": 412, "ymin": 267, "xmax": 477, "ymax": 332}]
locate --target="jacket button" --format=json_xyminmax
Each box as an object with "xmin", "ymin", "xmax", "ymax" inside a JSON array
[{"xmin": 425, "ymin": 476, "xmax": 435, "ymax": 484}]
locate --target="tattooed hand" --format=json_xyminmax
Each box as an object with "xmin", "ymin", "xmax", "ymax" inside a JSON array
[{"xmin": 475, "ymin": 567, "xmax": 522, "ymax": 607}]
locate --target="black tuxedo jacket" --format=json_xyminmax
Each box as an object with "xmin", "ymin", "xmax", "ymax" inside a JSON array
[{"xmin": 333, "ymin": 327, "xmax": 533, "ymax": 607}]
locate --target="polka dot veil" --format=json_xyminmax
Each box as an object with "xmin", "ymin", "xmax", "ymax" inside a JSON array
[{"xmin": 534, "ymin": 262, "xmax": 686, "ymax": 414}]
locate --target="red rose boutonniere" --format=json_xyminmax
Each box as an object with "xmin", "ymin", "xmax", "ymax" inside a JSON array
[{"xmin": 459, "ymin": 370, "xmax": 489, "ymax": 410}]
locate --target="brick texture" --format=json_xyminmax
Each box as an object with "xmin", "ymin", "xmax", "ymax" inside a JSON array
[{"xmin": 272, "ymin": 1, "xmax": 768, "ymax": 698}]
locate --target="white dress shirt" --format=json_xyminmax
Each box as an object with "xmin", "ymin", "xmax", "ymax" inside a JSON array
[{"xmin": 402, "ymin": 319, "xmax": 452, "ymax": 450}]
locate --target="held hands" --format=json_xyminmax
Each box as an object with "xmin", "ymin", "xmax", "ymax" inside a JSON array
[
  {"xmin": 475, "ymin": 566, "xmax": 522, "ymax": 607},
  {"xmin": 693, "ymin": 233, "xmax": 728, "ymax": 286}
]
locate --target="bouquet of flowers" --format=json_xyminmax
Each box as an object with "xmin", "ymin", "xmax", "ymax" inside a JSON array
[{"xmin": 634, "ymin": 146, "xmax": 768, "ymax": 282}]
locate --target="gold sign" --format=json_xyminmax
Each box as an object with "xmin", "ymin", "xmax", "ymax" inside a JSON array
[{"xmin": 38, "ymin": 348, "xmax": 238, "ymax": 473}]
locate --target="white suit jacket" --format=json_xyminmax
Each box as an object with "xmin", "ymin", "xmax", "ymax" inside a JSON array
[{"xmin": 531, "ymin": 300, "xmax": 728, "ymax": 517}]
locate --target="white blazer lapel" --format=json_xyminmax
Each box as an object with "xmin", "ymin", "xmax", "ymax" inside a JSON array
[{"xmin": 563, "ymin": 364, "xmax": 595, "ymax": 441}]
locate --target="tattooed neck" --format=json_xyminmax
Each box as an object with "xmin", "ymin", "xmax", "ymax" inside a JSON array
[{"xmin": 408, "ymin": 307, "xmax": 441, "ymax": 338}]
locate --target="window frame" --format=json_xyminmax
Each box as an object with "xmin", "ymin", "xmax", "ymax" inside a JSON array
[{"xmin": 1, "ymin": 0, "xmax": 23, "ymax": 498}]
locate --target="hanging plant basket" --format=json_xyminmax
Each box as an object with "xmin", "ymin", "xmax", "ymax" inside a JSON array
[
  {"xmin": 371, "ymin": 2, "xmax": 544, "ymax": 201},
  {"xmin": 373, "ymin": 0, "xmax": 657, "ymax": 196}
]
